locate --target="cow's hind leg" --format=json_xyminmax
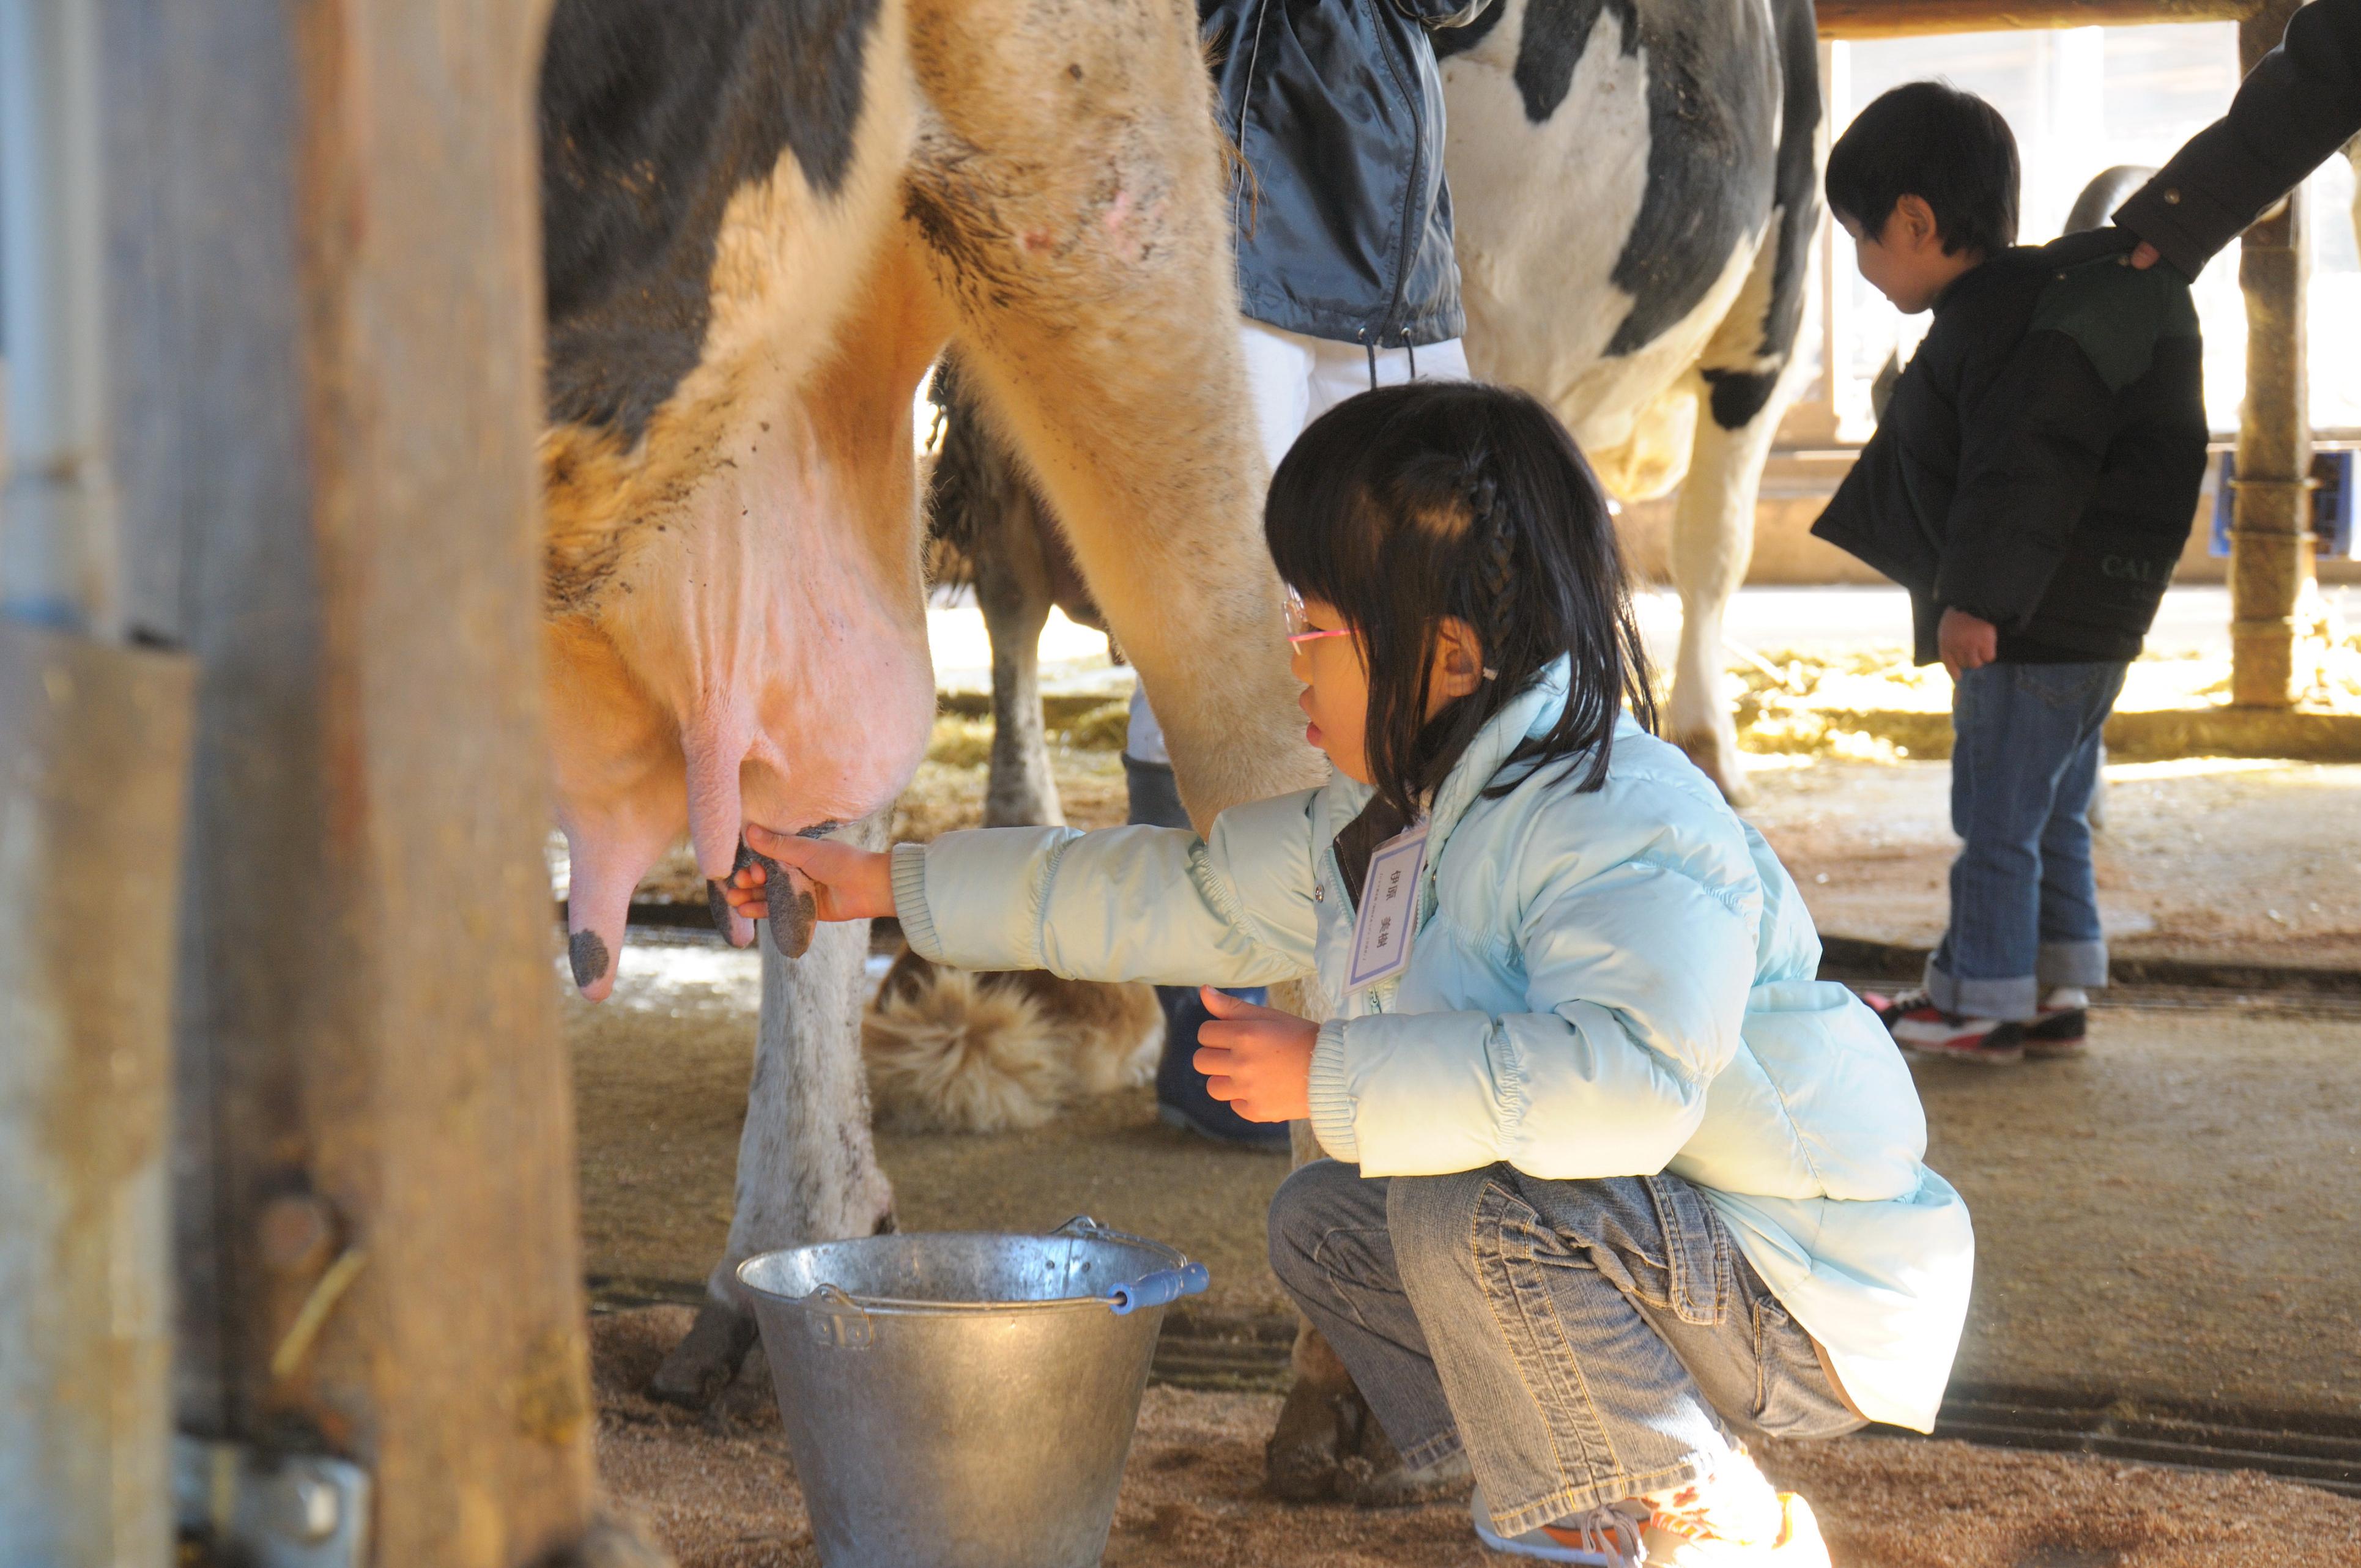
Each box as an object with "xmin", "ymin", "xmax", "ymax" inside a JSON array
[
  {"xmin": 1666, "ymin": 384, "xmax": 1787, "ymax": 808},
  {"xmin": 650, "ymin": 813, "xmax": 895, "ymax": 1408},
  {"xmin": 974, "ymin": 487, "xmax": 1064, "ymax": 829}
]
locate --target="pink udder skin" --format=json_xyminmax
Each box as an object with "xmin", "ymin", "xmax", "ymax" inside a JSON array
[{"xmin": 547, "ymin": 399, "xmax": 934, "ymax": 1000}]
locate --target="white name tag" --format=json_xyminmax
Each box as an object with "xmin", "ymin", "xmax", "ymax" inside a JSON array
[{"xmin": 1346, "ymin": 821, "xmax": 1430, "ymax": 993}]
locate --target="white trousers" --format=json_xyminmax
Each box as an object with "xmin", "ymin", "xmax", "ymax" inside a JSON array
[{"xmin": 1127, "ymin": 320, "xmax": 1470, "ymax": 764}]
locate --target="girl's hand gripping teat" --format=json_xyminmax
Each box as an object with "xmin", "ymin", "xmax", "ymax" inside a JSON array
[{"xmin": 721, "ymin": 826, "xmax": 898, "ymax": 924}]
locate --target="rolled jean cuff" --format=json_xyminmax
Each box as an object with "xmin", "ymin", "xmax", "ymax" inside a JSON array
[
  {"xmin": 1488, "ymin": 1454, "xmax": 1718, "ymax": 1537},
  {"xmin": 1923, "ymin": 958, "xmax": 2038, "ymax": 1023},
  {"xmin": 1396, "ymin": 1427, "xmax": 1466, "ymax": 1474},
  {"xmin": 2037, "ymin": 940, "xmax": 2108, "ymax": 989}
]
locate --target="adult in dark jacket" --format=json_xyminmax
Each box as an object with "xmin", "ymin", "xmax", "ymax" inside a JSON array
[
  {"xmin": 2117, "ymin": 0, "xmax": 2361, "ymax": 278},
  {"xmin": 1813, "ymin": 83, "xmax": 2208, "ymax": 1063},
  {"xmin": 1129, "ymin": 0, "xmax": 1493, "ymax": 1148},
  {"xmin": 1201, "ymin": 0, "xmax": 1492, "ymax": 347}
]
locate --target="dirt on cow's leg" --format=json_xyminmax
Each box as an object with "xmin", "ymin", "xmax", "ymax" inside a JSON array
[{"xmin": 651, "ymin": 816, "xmax": 896, "ymax": 1410}]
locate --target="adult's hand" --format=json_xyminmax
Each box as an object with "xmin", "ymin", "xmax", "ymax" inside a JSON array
[
  {"xmin": 1939, "ymin": 607, "xmax": 1998, "ymax": 681},
  {"xmin": 1192, "ymin": 987, "xmax": 1318, "ymax": 1123},
  {"xmin": 2128, "ymin": 240, "xmax": 2161, "ymax": 270}
]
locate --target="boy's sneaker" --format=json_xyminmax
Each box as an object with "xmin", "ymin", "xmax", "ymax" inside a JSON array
[
  {"xmin": 1644, "ymin": 1491, "xmax": 1829, "ymax": 1567},
  {"xmin": 1470, "ymin": 1486, "xmax": 1646, "ymax": 1566},
  {"xmin": 2022, "ymin": 986, "xmax": 2089, "ymax": 1058},
  {"xmin": 1864, "ymin": 989, "xmax": 2024, "ymax": 1063}
]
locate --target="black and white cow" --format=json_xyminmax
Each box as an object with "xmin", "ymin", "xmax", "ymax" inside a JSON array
[{"xmin": 1434, "ymin": 0, "xmax": 1820, "ymax": 802}]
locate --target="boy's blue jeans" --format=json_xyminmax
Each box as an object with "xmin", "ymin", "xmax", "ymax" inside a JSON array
[
  {"xmin": 1927, "ymin": 660, "xmax": 2128, "ymax": 1022},
  {"xmin": 1267, "ymin": 1159, "xmax": 1859, "ymax": 1537}
]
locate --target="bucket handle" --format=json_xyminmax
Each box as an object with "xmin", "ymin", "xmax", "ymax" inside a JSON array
[
  {"xmin": 1055, "ymin": 1216, "xmax": 1210, "ymax": 1316},
  {"xmin": 1108, "ymin": 1262, "xmax": 1210, "ymax": 1316},
  {"xmin": 798, "ymin": 1282, "xmax": 874, "ymax": 1350}
]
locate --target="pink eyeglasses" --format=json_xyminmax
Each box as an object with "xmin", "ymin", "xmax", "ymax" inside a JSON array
[{"xmin": 1285, "ymin": 588, "xmax": 1353, "ymax": 648}]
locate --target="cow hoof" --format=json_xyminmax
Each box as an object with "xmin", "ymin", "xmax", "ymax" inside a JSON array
[
  {"xmin": 1672, "ymin": 729, "xmax": 1754, "ymax": 808},
  {"xmin": 1262, "ymin": 1376, "xmax": 1350, "ymax": 1501},
  {"xmin": 1341, "ymin": 1415, "xmax": 1473, "ymax": 1508},
  {"xmin": 648, "ymin": 1300, "xmax": 759, "ymax": 1410}
]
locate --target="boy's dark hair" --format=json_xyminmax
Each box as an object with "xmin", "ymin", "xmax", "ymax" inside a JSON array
[
  {"xmin": 1826, "ymin": 81, "xmax": 2019, "ymax": 257},
  {"xmin": 1266, "ymin": 381, "xmax": 1656, "ymax": 826}
]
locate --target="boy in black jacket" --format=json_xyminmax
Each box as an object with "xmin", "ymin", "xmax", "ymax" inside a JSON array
[{"xmin": 1812, "ymin": 83, "xmax": 2207, "ymax": 1063}]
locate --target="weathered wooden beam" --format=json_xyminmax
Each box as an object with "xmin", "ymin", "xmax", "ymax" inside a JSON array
[
  {"xmin": 1818, "ymin": 0, "xmax": 2261, "ymax": 38},
  {"xmin": 102, "ymin": 0, "xmax": 614, "ymax": 1561},
  {"xmin": 2228, "ymin": 0, "xmax": 2313, "ymax": 707}
]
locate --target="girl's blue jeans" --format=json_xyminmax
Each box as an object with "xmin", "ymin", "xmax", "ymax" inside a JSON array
[
  {"xmin": 1927, "ymin": 660, "xmax": 2129, "ymax": 1022},
  {"xmin": 1267, "ymin": 1159, "xmax": 1860, "ymax": 1538}
]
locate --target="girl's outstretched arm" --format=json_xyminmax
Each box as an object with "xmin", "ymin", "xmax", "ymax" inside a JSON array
[{"xmin": 726, "ymin": 794, "xmax": 1325, "ymax": 990}]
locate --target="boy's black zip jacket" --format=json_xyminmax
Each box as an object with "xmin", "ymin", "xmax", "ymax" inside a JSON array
[
  {"xmin": 1811, "ymin": 229, "xmax": 2207, "ymax": 666},
  {"xmin": 1200, "ymin": 0, "xmax": 1492, "ymax": 349}
]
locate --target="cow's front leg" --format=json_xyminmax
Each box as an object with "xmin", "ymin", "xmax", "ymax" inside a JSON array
[
  {"xmin": 1668, "ymin": 380, "xmax": 1789, "ymax": 808},
  {"xmin": 649, "ymin": 814, "xmax": 895, "ymax": 1408}
]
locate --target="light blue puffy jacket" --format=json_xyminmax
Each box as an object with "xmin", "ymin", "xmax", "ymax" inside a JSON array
[{"xmin": 893, "ymin": 660, "xmax": 1973, "ymax": 1430}]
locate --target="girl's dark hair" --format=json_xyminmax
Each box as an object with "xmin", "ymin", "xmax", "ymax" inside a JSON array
[
  {"xmin": 1826, "ymin": 81, "xmax": 2019, "ymax": 258},
  {"xmin": 1265, "ymin": 380, "xmax": 1656, "ymax": 824}
]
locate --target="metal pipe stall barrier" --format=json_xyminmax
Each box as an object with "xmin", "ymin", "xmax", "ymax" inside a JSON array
[{"xmin": 0, "ymin": 3, "xmax": 195, "ymax": 1564}]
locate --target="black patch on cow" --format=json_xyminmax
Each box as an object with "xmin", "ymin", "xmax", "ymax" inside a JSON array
[
  {"xmin": 1698, "ymin": 0, "xmax": 1821, "ymax": 431},
  {"xmin": 1511, "ymin": 0, "xmax": 1639, "ymax": 122},
  {"xmin": 1507, "ymin": 0, "xmax": 1779, "ymax": 363},
  {"xmin": 569, "ymin": 928, "xmax": 612, "ymax": 988},
  {"xmin": 538, "ymin": 0, "xmax": 882, "ymax": 443}
]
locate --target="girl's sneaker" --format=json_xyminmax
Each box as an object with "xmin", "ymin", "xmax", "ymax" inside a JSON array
[
  {"xmin": 1644, "ymin": 1490, "xmax": 1829, "ymax": 1566},
  {"xmin": 2022, "ymin": 986, "xmax": 2089, "ymax": 1058},
  {"xmin": 1864, "ymin": 989, "xmax": 2024, "ymax": 1063},
  {"xmin": 1470, "ymin": 1486, "xmax": 1647, "ymax": 1566}
]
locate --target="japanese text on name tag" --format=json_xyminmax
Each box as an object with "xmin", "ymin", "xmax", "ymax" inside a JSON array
[{"xmin": 1347, "ymin": 822, "xmax": 1429, "ymax": 993}]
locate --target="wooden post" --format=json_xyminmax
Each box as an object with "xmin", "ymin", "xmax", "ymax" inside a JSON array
[
  {"xmin": 101, "ymin": 0, "xmax": 610, "ymax": 1562},
  {"xmin": 2229, "ymin": 0, "xmax": 2313, "ymax": 708}
]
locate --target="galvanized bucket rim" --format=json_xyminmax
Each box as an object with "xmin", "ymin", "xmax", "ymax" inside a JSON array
[{"xmin": 735, "ymin": 1224, "xmax": 1190, "ymax": 1317}]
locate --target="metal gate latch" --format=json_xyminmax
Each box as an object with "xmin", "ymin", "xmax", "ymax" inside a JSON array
[{"xmin": 173, "ymin": 1435, "xmax": 370, "ymax": 1568}]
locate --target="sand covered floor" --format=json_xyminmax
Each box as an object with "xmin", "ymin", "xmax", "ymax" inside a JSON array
[{"xmin": 590, "ymin": 1307, "xmax": 2361, "ymax": 1568}]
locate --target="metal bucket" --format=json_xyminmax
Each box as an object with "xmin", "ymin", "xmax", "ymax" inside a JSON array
[{"xmin": 738, "ymin": 1216, "xmax": 1209, "ymax": 1568}]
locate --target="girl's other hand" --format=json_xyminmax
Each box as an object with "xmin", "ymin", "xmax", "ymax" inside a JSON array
[
  {"xmin": 1192, "ymin": 987, "xmax": 1317, "ymax": 1123},
  {"xmin": 719, "ymin": 826, "xmax": 898, "ymax": 923}
]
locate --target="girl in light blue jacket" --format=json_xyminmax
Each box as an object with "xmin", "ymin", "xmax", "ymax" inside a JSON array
[{"xmin": 729, "ymin": 383, "xmax": 1971, "ymax": 1567}]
